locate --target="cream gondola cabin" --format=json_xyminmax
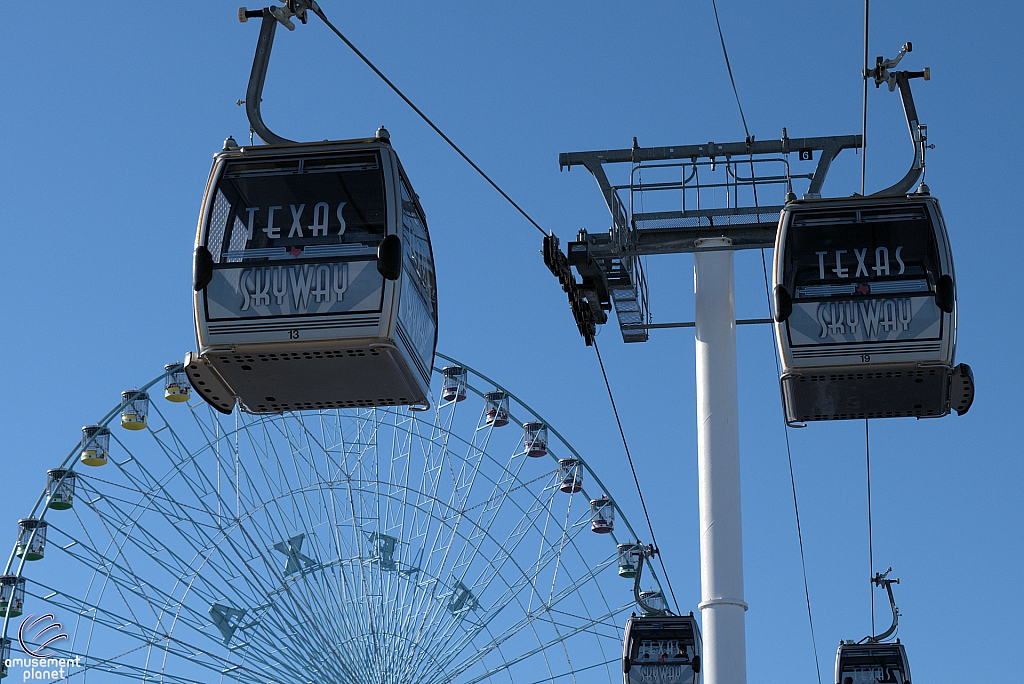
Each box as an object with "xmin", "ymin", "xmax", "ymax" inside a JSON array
[
  {"xmin": 774, "ymin": 192, "xmax": 973, "ymax": 423},
  {"xmin": 836, "ymin": 642, "xmax": 911, "ymax": 684},
  {"xmin": 187, "ymin": 129, "xmax": 437, "ymax": 414},
  {"xmin": 622, "ymin": 613, "xmax": 701, "ymax": 684}
]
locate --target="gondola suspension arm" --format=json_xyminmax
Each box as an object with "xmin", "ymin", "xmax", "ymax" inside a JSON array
[
  {"xmin": 632, "ymin": 545, "xmax": 667, "ymax": 616},
  {"xmin": 239, "ymin": 2, "xmax": 320, "ymax": 145},
  {"xmin": 867, "ymin": 43, "xmax": 933, "ymax": 197},
  {"xmin": 865, "ymin": 568, "xmax": 901, "ymax": 643}
]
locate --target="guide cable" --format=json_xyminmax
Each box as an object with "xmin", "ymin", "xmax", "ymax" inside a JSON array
[
  {"xmin": 760, "ymin": 251, "xmax": 824, "ymax": 684},
  {"xmin": 710, "ymin": 0, "xmax": 750, "ymax": 142},
  {"xmin": 861, "ymin": 0, "xmax": 877, "ymax": 634},
  {"xmin": 308, "ymin": 2, "xmax": 547, "ymax": 236},
  {"xmin": 593, "ymin": 340, "xmax": 678, "ymax": 612}
]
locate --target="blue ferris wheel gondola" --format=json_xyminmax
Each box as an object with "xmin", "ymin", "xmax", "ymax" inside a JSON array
[{"xmin": 184, "ymin": 5, "xmax": 436, "ymax": 415}]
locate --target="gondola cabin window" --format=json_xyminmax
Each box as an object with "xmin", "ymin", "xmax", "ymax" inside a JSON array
[
  {"xmin": 781, "ymin": 206, "xmax": 945, "ymax": 347},
  {"xmin": 202, "ymin": 153, "xmax": 387, "ymax": 321},
  {"xmin": 397, "ymin": 174, "xmax": 437, "ymax": 375}
]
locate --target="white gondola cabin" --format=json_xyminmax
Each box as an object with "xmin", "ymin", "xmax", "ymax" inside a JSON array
[
  {"xmin": 164, "ymin": 363, "xmax": 191, "ymax": 402},
  {"xmin": 0, "ymin": 637, "xmax": 9, "ymax": 679},
  {"xmin": 617, "ymin": 543, "xmax": 643, "ymax": 578},
  {"xmin": 590, "ymin": 495, "xmax": 614, "ymax": 533},
  {"xmin": 774, "ymin": 193, "xmax": 974, "ymax": 422},
  {"xmin": 441, "ymin": 365, "xmax": 467, "ymax": 403},
  {"xmin": 15, "ymin": 519, "xmax": 47, "ymax": 561},
  {"xmin": 0, "ymin": 576, "xmax": 25, "ymax": 618},
  {"xmin": 121, "ymin": 389, "xmax": 150, "ymax": 430},
  {"xmin": 523, "ymin": 422, "xmax": 548, "ymax": 457},
  {"xmin": 622, "ymin": 613, "xmax": 701, "ymax": 684},
  {"xmin": 187, "ymin": 129, "xmax": 437, "ymax": 414},
  {"xmin": 835, "ymin": 642, "xmax": 911, "ymax": 684},
  {"xmin": 484, "ymin": 391, "xmax": 509, "ymax": 427},
  {"xmin": 558, "ymin": 458, "xmax": 583, "ymax": 493},
  {"xmin": 46, "ymin": 468, "xmax": 76, "ymax": 510},
  {"xmin": 80, "ymin": 425, "xmax": 110, "ymax": 467}
]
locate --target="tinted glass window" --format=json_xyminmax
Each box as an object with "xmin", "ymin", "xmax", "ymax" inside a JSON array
[
  {"xmin": 400, "ymin": 177, "xmax": 436, "ymax": 318},
  {"xmin": 206, "ymin": 153, "xmax": 385, "ymax": 263},
  {"xmin": 784, "ymin": 206, "xmax": 940, "ymax": 297}
]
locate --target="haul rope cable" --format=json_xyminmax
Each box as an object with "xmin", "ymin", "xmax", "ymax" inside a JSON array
[
  {"xmin": 861, "ymin": 0, "xmax": 877, "ymax": 635},
  {"xmin": 593, "ymin": 340, "xmax": 679, "ymax": 612},
  {"xmin": 710, "ymin": 0, "xmax": 824, "ymax": 679},
  {"xmin": 308, "ymin": 3, "xmax": 546, "ymax": 236}
]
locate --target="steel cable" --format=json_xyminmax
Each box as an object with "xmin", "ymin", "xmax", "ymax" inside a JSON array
[
  {"xmin": 310, "ymin": 4, "xmax": 547, "ymax": 236},
  {"xmin": 593, "ymin": 340, "xmax": 679, "ymax": 613}
]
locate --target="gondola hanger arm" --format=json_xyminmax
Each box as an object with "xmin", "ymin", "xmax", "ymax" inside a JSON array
[
  {"xmin": 865, "ymin": 567, "xmax": 901, "ymax": 643},
  {"xmin": 632, "ymin": 545, "xmax": 669, "ymax": 617},
  {"xmin": 238, "ymin": 2, "xmax": 320, "ymax": 145},
  {"xmin": 866, "ymin": 43, "xmax": 933, "ymax": 198}
]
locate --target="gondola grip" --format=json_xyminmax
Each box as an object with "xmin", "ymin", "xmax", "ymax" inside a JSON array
[
  {"xmin": 193, "ymin": 246, "xmax": 214, "ymax": 291},
  {"xmin": 377, "ymin": 234, "xmax": 403, "ymax": 281}
]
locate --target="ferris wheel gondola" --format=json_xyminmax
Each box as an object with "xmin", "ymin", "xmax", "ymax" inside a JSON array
[
  {"xmin": 772, "ymin": 43, "xmax": 973, "ymax": 423},
  {"xmin": 186, "ymin": 5, "xmax": 437, "ymax": 414}
]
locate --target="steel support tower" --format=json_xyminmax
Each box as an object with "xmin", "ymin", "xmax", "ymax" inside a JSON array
[{"xmin": 544, "ymin": 131, "xmax": 864, "ymax": 684}]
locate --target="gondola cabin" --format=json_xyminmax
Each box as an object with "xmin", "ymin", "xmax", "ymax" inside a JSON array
[
  {"xmin": 773, "ymin": 192, "xmax": 973, "ymax": 423},
  {"xmin": 187, "ymin": 130, "xmax": 437, "ymax": 414},
  {"xmin": 558, "ymin": 458, "xmax": 583, "ymax": 493},
  {"xmin": 622, "ymin": 614, "xmax": 701, "ymax": 684},
  {"xmin": 835, "ymin": 642, "xmax": 910, "ymax": 684},
  {"xmin": 590, "ymin": 495, "xmax": 614, "ymax": 533}
]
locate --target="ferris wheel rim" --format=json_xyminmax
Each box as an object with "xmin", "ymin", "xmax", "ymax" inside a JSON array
[{"xmin": 2, "ymin": 355, "xmax": 665, "ymax": 684}]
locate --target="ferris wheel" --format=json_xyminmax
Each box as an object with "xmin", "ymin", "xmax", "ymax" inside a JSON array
[{"xmin": 0, "ymin": 355, "xmax": 667, "ymax": 684}]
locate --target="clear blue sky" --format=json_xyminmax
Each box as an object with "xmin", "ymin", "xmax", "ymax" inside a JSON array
[{"xmin": 1, "ymin": 1, "xmax": 1020, "ymax": 682}]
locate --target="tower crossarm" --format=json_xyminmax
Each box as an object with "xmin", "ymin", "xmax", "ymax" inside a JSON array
[{"xmin": 549, "ymin": 133, "xmax": 860, "ymax": 343}]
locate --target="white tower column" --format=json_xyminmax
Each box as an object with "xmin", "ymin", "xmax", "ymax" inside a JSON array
[{"xmin": 693, "ymin": 238, "xmax": 747, "ymax": 684}]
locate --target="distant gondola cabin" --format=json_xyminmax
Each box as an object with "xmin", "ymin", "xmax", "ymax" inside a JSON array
[
  {"xmin": 590, "ymin": 496, "xmax": 614, "ymax": 534},
  {"xmin": 618, "ymin": 543, "xmax": 643, "ymax": 578},
  {"xmin": 15, "ymin": 519, "xmax": 47, "ymax": 561},
  {"xmin": 46, "ymin": 468, "xmax": 76, "ymax": 510},
  {"xmin": 80, "ymin": 425, "xmax": 110, "ymax": 467},
  {"xmin": 558, "ymin": 458, "xmax": 583, "ymax": 493},
  {"xmin": 164, "ymin": 363, "xmax": 191, "ymax": 402},
  {"xmin": 187, "ymin": 132, "xmax": 437, "ymax": 414},
  {"xmin": 441, "ymin": 366, "xmax": 467, "ymax": 403},
  {"xmin": 0, "ymin": 576, "xmax": 25, "ymax": 618},
  {"xmin": 121, "ymin": 390, "xmax": 150, "ymax": 430},
  {"xmin": 523, "ymin": 422, "xmax": 548, "ymax": 457},
  {"xmin": 484, "ymin": 391, "xmax": 509, "ymax": 427},
  {"xmin": 1, "ymin": 637, "xmax": 9, "ymax": 679},
  {"xmin": 836, "ymin": 642, "xmax": 910, "ymax": 684},
  {"xmin": 622, "ymin": 613, "xmax": 701, "ymax": 684}
]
